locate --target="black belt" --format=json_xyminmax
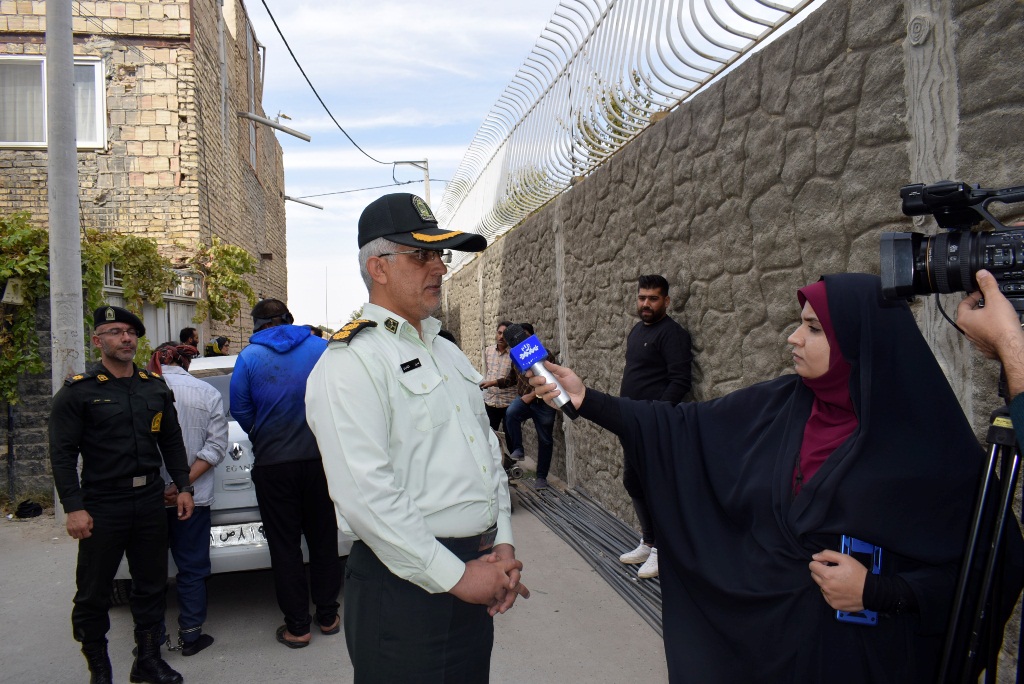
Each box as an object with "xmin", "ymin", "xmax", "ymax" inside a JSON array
[
  {"xmin": 87, "ymin": 472, "xmax": 160, "ymax": 490},
  {"xmin": 436, "ymin": 525, "xmax": 498, "ymax": 561}
]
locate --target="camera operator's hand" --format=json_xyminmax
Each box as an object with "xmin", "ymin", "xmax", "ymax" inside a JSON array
[{"xmin": 957, "ymin": 269, "xmax": 1024, "ymax": 397}]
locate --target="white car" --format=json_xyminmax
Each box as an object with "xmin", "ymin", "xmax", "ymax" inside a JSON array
[{"xmin": 112, "ymin": 354, "xmax": 351, "ymax": 603}]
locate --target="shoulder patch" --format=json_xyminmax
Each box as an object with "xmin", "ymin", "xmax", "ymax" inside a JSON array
[
  {"xmin": 64, "ymin": 372, "xmax": 93, "ymax": 386},
  {"xmin": 329, "ymin": 319, "xmax": 378, "ymax": 345}
]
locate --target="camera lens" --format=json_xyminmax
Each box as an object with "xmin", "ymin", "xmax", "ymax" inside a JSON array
[{"xmin": 880, "ymin": 230, "xmax": 1024, "ymax": 299}]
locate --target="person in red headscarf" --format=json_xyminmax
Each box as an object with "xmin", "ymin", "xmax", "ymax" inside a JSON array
[{"xmin": 528, "ymin": 273, "xmax": 1020, "ymax": 684}]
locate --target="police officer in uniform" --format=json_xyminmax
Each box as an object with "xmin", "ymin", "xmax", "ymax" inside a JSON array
[
  {"xmin": 50, "ymin": 306, "xmax": 194, "ymax": 684},
  {"xmin": 306, "ymin": 194, "xmax": 529, "ymax": 683}
]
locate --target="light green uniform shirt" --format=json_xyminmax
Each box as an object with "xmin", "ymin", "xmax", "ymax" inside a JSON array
[{"xmin": 305, "ymin": 303, "xmax": 514, "ymax": 593}]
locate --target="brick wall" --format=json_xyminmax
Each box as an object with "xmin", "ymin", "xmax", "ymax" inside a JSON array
[{"xmin": 0, "ymin": 0, "xmax": 287, "ymax": 497}]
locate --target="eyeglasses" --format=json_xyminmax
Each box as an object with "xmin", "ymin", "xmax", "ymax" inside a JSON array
[
  {"xmin": 379, "ymin": 249, "xmax": 452, "ymax": 265},
  {"xmin": 96, "ymin": 327, "xmax": 139, "ymax": 338}
]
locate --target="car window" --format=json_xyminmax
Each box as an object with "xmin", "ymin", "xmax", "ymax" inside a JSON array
[{"xmin": 197, "ymin": 373, "xmax": 232, "ymax": 416}]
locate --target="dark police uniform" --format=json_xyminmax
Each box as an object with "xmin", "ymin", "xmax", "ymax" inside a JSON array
[{"xmin": 50, "ymin": 361, "xmax": 191, "ymax": 644}]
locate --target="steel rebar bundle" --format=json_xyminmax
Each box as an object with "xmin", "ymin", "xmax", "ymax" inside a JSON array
[{"xmin": 514, "ymin": 480, "xmax": 663, "ymax": 636}]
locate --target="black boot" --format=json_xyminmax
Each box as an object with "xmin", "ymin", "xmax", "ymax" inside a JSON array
[
  {"xmin": 81, "ymin": 640, "xmax": 113, "ymax": 684},
  {"xmin": 130, "ymin": 625, "xmax": 183, "ymax": 684}
]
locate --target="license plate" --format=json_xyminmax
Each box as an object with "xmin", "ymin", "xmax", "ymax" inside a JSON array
[{"xmin": 209, "ymin": 523, "xmax": 267, "ymax": 548}]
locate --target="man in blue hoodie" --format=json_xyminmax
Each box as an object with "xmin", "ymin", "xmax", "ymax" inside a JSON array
[{"xmin": 229, "ymin": 299, "xmax": 343, "ymax": 648}]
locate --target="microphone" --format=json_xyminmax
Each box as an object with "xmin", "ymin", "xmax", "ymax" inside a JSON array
[{"xmin": 503, "ymin": 324, "xmax": 578, "ymax": 420}]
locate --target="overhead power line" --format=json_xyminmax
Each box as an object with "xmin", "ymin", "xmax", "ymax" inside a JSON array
[
  {"xmin": 258, "ymin": 0, "xmax": 389, "ymax": 166},
  {"xmin": 293, "ymin": 179, "xmax": 452, "ymax": 200}
]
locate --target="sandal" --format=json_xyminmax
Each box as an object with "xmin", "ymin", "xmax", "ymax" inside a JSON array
[
  {"xmin": 275, "ymin": 625, "xmax": 310, "ymax": 649},
  {"xmin": 319, "ymin": 615, "xmax": 341, "ymax": 636}
]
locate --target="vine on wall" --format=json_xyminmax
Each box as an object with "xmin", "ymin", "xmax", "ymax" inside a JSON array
[
  {"xmin": 190, "ymin": 236, "xmax": 258, "ymax": 323},
  {"xmin": 1, "ymin": 214, "xmax": 262, "ymax": 405},
  {"xmin": 0, "ymin": 213, "xmax": 49, "ymax": 405}
]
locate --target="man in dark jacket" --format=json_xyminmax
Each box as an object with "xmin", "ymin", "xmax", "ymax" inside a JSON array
[
  {"xmin": 51, "ymin": 305, "xmax": 193, "ymax": 684},
  {"xmin": 617, "ymin": 275, "xmax": 692, "ymax": 579},
  {"xmin": 229, "ymin": 299, "xmax": 342, "ymax": 648}
]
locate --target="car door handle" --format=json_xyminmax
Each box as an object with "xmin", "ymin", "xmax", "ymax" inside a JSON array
[{"xmin": 223, "ymin": 479, "xmax": 252, "ymax": 490}]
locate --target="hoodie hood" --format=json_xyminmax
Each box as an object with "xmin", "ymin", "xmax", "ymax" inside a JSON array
[{"xmin": 250, "ymin": 324, "xmax": 313, "ymax": 353}]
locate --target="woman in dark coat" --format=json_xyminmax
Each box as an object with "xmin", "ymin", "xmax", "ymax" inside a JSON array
[{"xmin": 530, "ymin": 273, "xmax": 992, "ymax": 683}]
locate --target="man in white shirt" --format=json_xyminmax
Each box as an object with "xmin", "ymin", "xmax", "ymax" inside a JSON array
[
  {"xmin": 306, "ymin": 193, "xmax": 529, "ymax": 683},
  {"xmin": 150, "ymin": 342, "xmax": 228, "ymax": 657}
]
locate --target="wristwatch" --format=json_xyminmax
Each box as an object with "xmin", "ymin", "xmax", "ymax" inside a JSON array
[{"xmin": 178, "ymin": 484, "xmax": 195, "ymax": 495}]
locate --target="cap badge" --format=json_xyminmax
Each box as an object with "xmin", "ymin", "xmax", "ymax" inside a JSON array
[
  {"xmin": 411, "ymin": 196, "xmax": 436, "ymax": 223},
  {"xmin": 384, "ymin": 318, "xmax": 400, "ymax": 334},
  {"xmin": 104, "ymin": 307, "xmax": 116, "ymax": 321}
]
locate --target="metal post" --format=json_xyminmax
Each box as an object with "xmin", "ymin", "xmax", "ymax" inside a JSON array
[
  {"xmin": 395, "ymin": 160, "xmax": 430, "ymax": 205},
  {"xmin": 46, "ymin": 0, "xmax": 85, "ymax": 525}
]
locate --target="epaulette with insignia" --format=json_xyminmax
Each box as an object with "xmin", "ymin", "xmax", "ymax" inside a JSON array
[
  {"xmin": 64, "ymin": 371, "xmax": 94, "ymax": 386},
  {"xmin": 329, "ymin": 319, "xmax": 378, "ymax": 345}
]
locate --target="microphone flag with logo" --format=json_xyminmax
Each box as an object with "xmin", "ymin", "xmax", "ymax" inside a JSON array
[{"xmin": 502, "ymin": 324, "xmax": 578, "ymax": 420}]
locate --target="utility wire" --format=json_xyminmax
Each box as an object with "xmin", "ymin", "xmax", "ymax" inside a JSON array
[
  {"xmin": 293, "ymin": 179, "xmax": 452, "ymax": 200},
  {"xmin": 293, "ymin": 181, "xmax": 416, "ymax": 199},
  {"xmin": 259, "ymin": 0, "xmax": 389, "ymax": 166}
]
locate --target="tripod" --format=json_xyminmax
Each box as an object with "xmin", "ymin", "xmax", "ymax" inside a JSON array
[{"xmin": 937, "ymin": 400, "xmax": 1022, "ymax": 683}]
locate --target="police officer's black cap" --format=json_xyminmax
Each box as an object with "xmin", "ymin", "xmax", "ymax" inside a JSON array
[
  {"xmin": 357, "ymin": 193, "xmax": 487, "ymax": 252},
  {"xmin": 92, "ymin": 305, "xmax": 145, "ymax": 337}
]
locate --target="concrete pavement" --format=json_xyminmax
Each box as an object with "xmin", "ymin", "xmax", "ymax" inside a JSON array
[{"xmin": 0, "ymin": 501, "xmax": 668, "ymax": 683}]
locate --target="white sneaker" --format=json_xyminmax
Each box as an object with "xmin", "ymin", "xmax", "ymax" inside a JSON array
[
  {"xmin": 619, "ymin": 541, "xmax": 653, "ymax": 565},
  {"xmin": 637, "ymin": 548, "xmax": 659, "ymax": 579}
]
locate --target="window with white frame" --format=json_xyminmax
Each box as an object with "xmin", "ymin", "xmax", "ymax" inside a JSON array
[{"xmin": 0, "ymin": 56, "xmax": 106, "ymax": 149}]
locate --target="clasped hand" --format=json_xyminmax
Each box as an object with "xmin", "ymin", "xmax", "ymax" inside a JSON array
[
  {"xmin": 450, "ymin": 543, "xmax": 531, "ymax": 616},
  {"xmin": 809, "ymin": 550, "xmax": 868, "ymax": 612}
]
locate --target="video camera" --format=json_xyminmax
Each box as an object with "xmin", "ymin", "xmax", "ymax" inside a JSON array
[{"xmin": 880, "ymin": 181, "xmax": 1024, "ymax": 308}]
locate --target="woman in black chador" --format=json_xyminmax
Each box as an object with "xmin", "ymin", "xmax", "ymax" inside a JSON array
[{"xmin": 530, "ymin": 273, "xmax": 1000, "ymax": 683}]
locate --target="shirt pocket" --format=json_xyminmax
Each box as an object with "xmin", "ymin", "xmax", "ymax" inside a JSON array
[
  {"xmin": 451, "ymin": 358, "xmax": 487, "ymax": 417},
  {"xmin": 397, "ymin": 368, "xmax": 452, "ymax": 432},
  {"xmin": 87, "ymin": 399, "xmax": 124, "ymax": 425}
]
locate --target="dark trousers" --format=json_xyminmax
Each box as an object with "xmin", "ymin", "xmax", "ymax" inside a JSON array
[
  {"xmin": 484, "ymin": 404, "xmax": 511, "ymax": 447},
  {"xmin": 623, "ymin": 450, "xmax": 656, "ymax": 546},
  {"xmin": 505, "ymin": 397, "xmax": 556, "ymax": 478},
  {"xmin": 252, "ymin": 459, "xmax": 342, "ymax": 636},
  {"xmin": 167, "ymin": 505, "xmax": 212, "ymax": 638},
  {"xmin": 344, "ymin": 541, "xmax": 493, "ymax": 684},
  {"xmin": 72, "ymin": 480, "xmax": 168, "ymax": 644}
]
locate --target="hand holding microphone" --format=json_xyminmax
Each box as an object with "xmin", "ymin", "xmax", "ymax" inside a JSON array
[{"xmin": 502, "ymin": 324, "xmax": 580, "ymax": 420}]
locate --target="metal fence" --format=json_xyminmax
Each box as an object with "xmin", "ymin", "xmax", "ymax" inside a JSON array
[{"xmin": 437, "ymin": 0, "xmax": 819, "ymax": 271}]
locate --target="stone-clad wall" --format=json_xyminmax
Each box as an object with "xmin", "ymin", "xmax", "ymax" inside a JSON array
[{"xmin": 444, "ymin": 0, "xmax": 1024, "ymax": 530}]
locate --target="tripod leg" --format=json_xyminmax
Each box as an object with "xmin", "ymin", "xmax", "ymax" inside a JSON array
[
  {"xmin": 939, "ymin": 441, "xmax": 1003, "ymax": 682},
  {"xmin": 940, "ymin": 405, "xmax": 1022, "ymax": 684}
]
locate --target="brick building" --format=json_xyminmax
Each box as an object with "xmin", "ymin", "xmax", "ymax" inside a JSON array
[{"xmin": 0, "ymin": 0, "xmax": 289, "ymax": 496}]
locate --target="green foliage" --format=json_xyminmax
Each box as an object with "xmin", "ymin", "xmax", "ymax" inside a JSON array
[
  {"xmin": 80, "ymin": 230, "xmax": 177, "ymax": 365},
  {"xmin": 190, "ymin": 236, "xmax": 258, "ymax": 323},
  {"xmin": 570, "ymin": 71, "xmax": 664, "ymax": 173},
  {"xmin": 81, "ymin": 230, "xmax": 178, "ymax": 314},
  {"xmin": 1, "ymin": 214, "xmax": 260, "ymax": 402},
  {"xmin": 0, "ymin": 213, "xmax": 50, "ymax": 405}
]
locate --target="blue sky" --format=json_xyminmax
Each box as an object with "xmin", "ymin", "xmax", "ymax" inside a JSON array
[{"xmin": 246, "ymin": 1, "xmax": 561, "ymax": 328}]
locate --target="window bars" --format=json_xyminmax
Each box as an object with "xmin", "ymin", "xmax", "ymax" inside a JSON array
[{"xmin": 436, "ymin": 0, "xmax": 816, "ymax": 271}]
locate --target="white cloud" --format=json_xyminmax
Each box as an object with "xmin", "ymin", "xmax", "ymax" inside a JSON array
[{"xmin": 282, "ymin": 144, "xmax": 473, "ymax": 171}]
